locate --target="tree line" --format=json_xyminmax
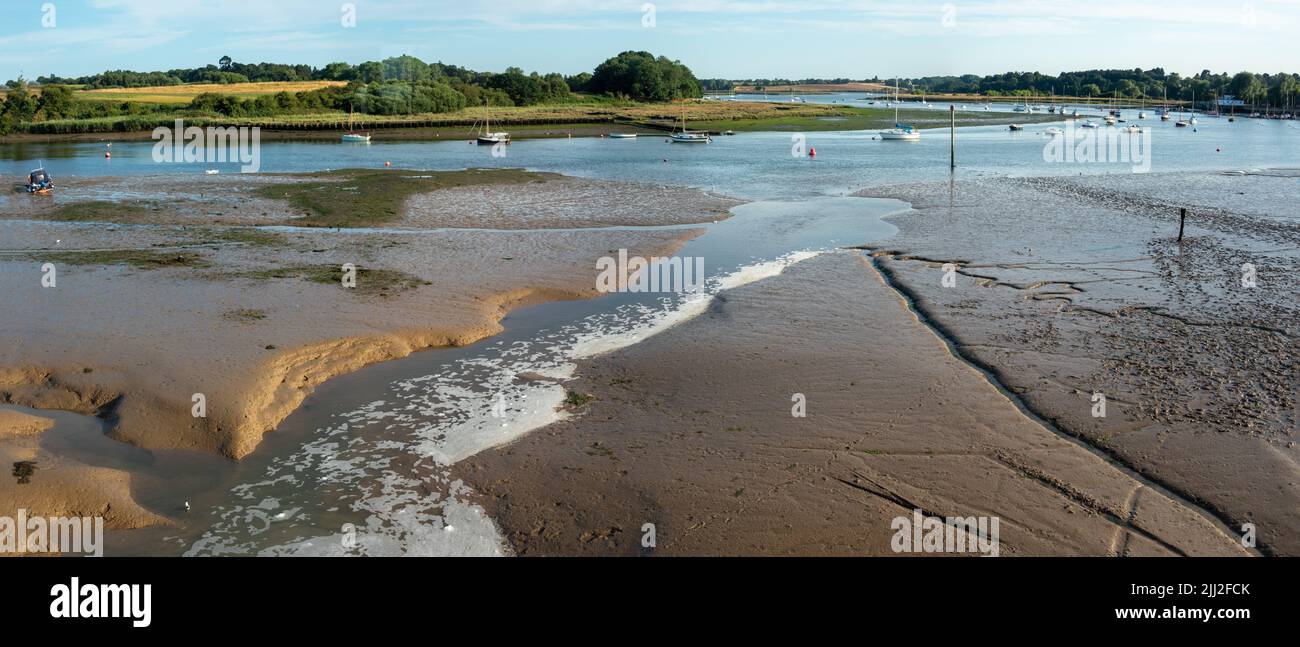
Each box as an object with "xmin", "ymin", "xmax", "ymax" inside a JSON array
[
  {"xmin": 2, "ymin": 51, "xmax": 703, "ymax": 133},
  {"xmin": 903, "ymin": 69, "xmax": 1298, "ymax": 109}
]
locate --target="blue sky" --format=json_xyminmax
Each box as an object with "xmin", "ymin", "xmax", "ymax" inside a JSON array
[{"xmin": 3, "ymin": 0, "xmax": 1299, "ymax": 82}]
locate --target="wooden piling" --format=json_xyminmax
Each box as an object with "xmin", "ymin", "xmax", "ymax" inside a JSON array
[
  {"xmin": 949, "ymin": 105, "xmax": 956, "ymax": 170},
  {"xmin": 1178, "ymin": 208, "xmax": 1187, "ymax": 242}
]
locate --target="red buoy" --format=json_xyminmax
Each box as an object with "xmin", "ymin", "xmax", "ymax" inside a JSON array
[
  {"xmin": 809, "ymin": 147, "xmax": 816, "ymax": 158},
  {"xmin": 384, "ymin": 161, "xmax": 392, "ymax": 167},
  {"xmin": 105, "ymin": 152, "xmax": 111, "ymax": 159}
]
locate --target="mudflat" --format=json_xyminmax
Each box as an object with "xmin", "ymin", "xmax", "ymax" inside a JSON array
[
  {"xmin": 0, "ymin": 169, "xmax": 736, "ymax": 529},
  {"xmin": 455, "ymin": 251, "xmax": 1247, "ymax": 556},
  {"xmin": 860, "ymin": 171, "xmax": 1299, "ymax": 555}
]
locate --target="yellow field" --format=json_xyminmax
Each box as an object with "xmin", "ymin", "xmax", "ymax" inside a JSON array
[{"xmin": 75, "ymin": 81, "xmax": 348, "ymax": 104}]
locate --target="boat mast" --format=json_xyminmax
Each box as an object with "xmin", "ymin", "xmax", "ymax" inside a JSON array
[{"xmin": 894, "ymin": 77, "xmax": 899, "ymax": 124}]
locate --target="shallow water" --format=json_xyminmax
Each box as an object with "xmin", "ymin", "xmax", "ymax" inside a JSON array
[{"xmin": 4, "ymin": 117, "xmax": 1298, "ymax": 203}]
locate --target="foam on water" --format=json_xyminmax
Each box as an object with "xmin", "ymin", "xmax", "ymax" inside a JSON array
[{"xmin": 184, "ymin": 249, "xmax": 824, "ymax": 557}]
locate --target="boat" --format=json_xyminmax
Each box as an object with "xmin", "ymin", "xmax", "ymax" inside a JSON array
[
  {"xmin": 879, "ymin": 78, "xmax": 921, "ymax": 141},
  {"xmin": 608, "ymin": 132, "xmax": 638, "ymax": 139},
  {"xmin": 26, "ymin": 167, "xmax": 53, "ymax": 194},
  {"xmin": 1104, "ymin": 115, "xmax": 1117, "ymax": 125},
  {"xmin": 1008, "ymin": 124, "xmax": 1025, "ymax": 131},
  {"xmin": 1080, "ymin": 121, "xmax": 1100, "ymax": 129},
  {"xmin": 341, "ymin": 106, "xmax": 371, "ymax": 142},
  {"xmin": 669, "ymin": 105, "xmax": 711, "ymax": 143},
  {"xmin": 1188, "ymin": 90, "xmax": 1198, "ymax": 125},
  {"xmin": 1124, "ymin": 125, "xmax": 1142, "ymax": 133},
  {"xmin": 475, "ymin": 103, "xmax": 511, "ymax": 145},
  {"xmin": 1044, "ymin": 127, "xmax": 1064, "ymax": 136}
]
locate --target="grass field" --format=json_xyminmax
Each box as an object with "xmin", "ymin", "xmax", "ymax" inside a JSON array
[{"xmin": 74, "ymin": 81, "xmax": 347, "ymax": 104}]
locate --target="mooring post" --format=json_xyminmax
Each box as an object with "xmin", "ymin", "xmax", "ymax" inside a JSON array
[
  {"xmin": 949, "ymin": 105, "xmax": 956, "ymax": 170},
  {"xmin": 1178, "ymin": 207, "xmax": 1187, "ymax": 242}
]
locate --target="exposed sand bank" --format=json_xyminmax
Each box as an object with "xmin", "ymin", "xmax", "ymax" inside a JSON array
[
  {"xmin": 455, "ymin": 252, "xmax": 1247, "ymax": 556},
  {"xmin": 1, "ymin": 408, "xmax": 167, "ymax": 536},
  {"xmin": 1, "ymin": 170, "xmax": 726, "ymax": 529},
  {"xmin": 0, "ymin": 409, "xmax": 54, "ymax": 438},
  {"xmin": 857, "ymin": 171, "xmax": 1298, "ymax": 554}
]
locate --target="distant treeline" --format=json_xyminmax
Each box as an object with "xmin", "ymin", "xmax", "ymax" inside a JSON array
[
  {"xmin": 705, "ymin": 68, "xmax": 1299, "ymax": 109},
  {"xmin": 901, "ymin": 69, "xmax": 1298, "ymax": 108},
  {"xmin": 2, "ymin": 51, "xmax": 703, "ymax": 133}
]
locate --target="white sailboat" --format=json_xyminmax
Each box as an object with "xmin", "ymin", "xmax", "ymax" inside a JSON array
[
  {"xmin": 879, "ymin": 78, "xmax": 920, "ymax": 141},
  {"xmin": 341, "ymin": 106, "xmax": 371, "ymax": 142},
  {"xmin": 670, "ymin": 104, "xmax": 711, "ymax": 143},
  {"xmin": 476, "ymin": 103, "xmax": 511, "ymax": 145}
]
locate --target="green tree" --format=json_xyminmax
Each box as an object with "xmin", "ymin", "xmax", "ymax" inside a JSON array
[
  {"xmin": 36, "ymin": 84, "xmax": 74, "ymax": 120},
  {"xmin": 589, "ymin": 51, "xmax": 701, "ymax": 101}
]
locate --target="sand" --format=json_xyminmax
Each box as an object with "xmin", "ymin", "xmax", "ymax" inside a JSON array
[
  {"xmin": 855, "ymin": 171, "xmax": 1298, "ymax": 554},
  {"xmin": 0, "ymin": 408, "xmax": 167, "ymax": 537},
  {"xmin": 0, "ymin": 170, "xmax": 726, "ymax": 530},
  {"xmin": 0, "ymin": 409, "xmax": 54, "ymax": 438},
  {"xmin": 454, "ymin": 251, "xmax": 1247, "ymax": 556}
]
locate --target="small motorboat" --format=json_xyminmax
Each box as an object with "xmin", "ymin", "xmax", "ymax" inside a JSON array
[
  {"xmin": 608, "ymin": 132, "xmax": 638, "ymax": 139},
  {"xmin": 1080, "ymin": 121, "xmax": 1100, "ymax": 129},
  {"xmin": 1008, "ymin": 124, "xmax": 1025, "ymax": 131},
  {"xmin": 26, "ymin": 167, "xmax": 53, "ymax": 195},
  {"xmin": 1044, "ymin": 127, "xmax": 1064, "ymax": 136}
]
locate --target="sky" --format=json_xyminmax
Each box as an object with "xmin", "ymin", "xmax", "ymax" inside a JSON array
[{"xmin": 2, "ymin": 0, "xmax": 1299, "ymax": 82}]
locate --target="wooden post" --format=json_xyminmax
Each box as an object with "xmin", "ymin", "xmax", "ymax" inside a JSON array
[
  {"xmin": 1178, "ymin": 208, "xmax": 1187, "ymax": 242},
  {"xmin": 949, "ymin": 105, "xmax": 956, "ymax": 170}
]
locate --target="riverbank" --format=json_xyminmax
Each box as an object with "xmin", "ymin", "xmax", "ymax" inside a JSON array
[
  {"xmin": 5, "ymin": 100, "xmax": 1063, "ymax": 142},
  {"xmin": 0, "ymin": 169, "xmax": 739, "ymax": 528}
]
